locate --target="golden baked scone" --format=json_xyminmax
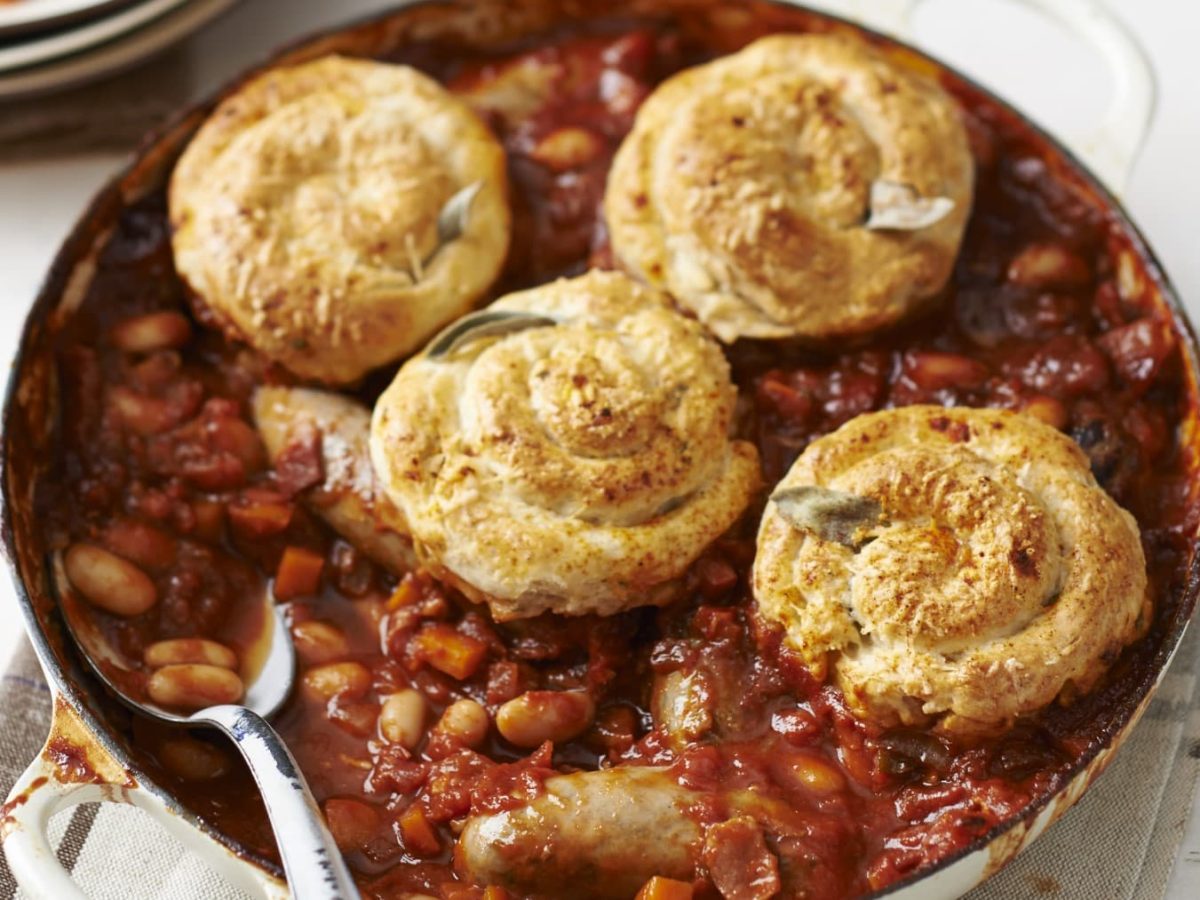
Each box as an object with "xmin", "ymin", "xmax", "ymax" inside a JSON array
[
  {"xmin": 605, "ymin": 34, "xmax": 974, "ymax": 342},
  {"xmin": 370, "ymin": 270, "xmax": 761, "ymax": 619},
  {"xmin": 753, "ymin": 405, "xmax": 1148, "ymax": 736},
  {"xmin": 170, "ymin": 55, "xmax": 511, "ymax": 385}
]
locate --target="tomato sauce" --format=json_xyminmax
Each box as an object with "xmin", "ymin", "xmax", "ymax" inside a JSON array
[{"xmin": 38, "ymin": 9, "xmax": 1199, "ymax": 899}]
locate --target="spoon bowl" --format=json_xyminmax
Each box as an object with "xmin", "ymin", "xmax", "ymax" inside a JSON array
[{"xmin": 50, "ymin": 551, "xmax": 361, "ymax": 900}]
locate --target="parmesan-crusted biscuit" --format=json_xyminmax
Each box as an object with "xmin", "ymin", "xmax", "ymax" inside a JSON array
[
  {"xmin": 370, "ymin": 270, "xmax": 761, "ymax": 619},
  {"xmin": 170, "ymin": 55, "xmax": 510, "ymax": 384},
  {"xmin": 753, "ymin": 405, "xmax": 1148, "ymax": 736},
  {"xmin": 606, "ymin": 34, "xmax": 973, "ymax": 342}
]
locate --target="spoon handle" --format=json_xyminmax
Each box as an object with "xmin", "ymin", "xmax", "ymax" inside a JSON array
[{"xmin": 200, "ymin": 705, "xmax": 362, "ymax": 900}]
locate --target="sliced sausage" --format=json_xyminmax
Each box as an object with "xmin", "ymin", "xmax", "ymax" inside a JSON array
[{"xmin": 253, "ymin": 386, "xmax": 416, "ymax": 573}]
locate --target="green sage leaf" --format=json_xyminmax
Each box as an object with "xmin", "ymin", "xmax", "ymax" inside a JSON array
[{"xmin": 771, "ymin": 485, "xmax": 882, "ymax": 549}]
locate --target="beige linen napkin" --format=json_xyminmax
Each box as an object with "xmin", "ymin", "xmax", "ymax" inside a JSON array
[
  {"xmin": 0, "ymin": 642, "xmax": 249, "ymax": 900},
  {"xmin": 0, "ymin": 625, "xmax": 1197, "ymax": 899}
]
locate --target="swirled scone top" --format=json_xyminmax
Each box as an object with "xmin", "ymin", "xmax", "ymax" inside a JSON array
[
  {"xmin": 370, "ymin": 270, "xmax": 761, "ymax": 619},
  {"xmin": 753, "ymin": 405, "xmax": 1148, "ymax": 736},
  {"xmin": 606, "ymin": 33, "xmax": 974, "ymax": 343},
  {"xmin": 170, "ymin": 55, "xmax": 511, "ymax": 385}
]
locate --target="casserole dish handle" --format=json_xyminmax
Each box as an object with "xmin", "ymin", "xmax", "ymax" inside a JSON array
[
  {"xmin": 815, "ymin": 0, "xmax": 1155, "ymax": 195},
  {"xmin": 1, "ymin": 694, "xmax": 289, "ymax": 900}
]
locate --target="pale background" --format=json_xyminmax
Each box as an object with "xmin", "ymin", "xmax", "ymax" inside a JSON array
[{"xmin": 0, "ymin": 0, "xmax": 1197, "ymax": 891}]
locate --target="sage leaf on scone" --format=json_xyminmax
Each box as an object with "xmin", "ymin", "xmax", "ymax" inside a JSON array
[
  {"xmin": 771, "ymin": 485, "xmax": 882, "ymax": 549},
  {"xmin": 426, "ymin": 309, "xmax": 559, "ymax": 359},
  {"xmin": 436, "ymin": 180, "xmax": 484, "ymax": 247},
  {"xmin": 168, "ymin": 58, "xmax": 511, "ymax": 384},
  {"xmin": 865, "ymin": 180, "xmax": 956, "ymax": 231},
  {"xmin": 604, "ymin": 34, "xmax": 974, "ymax": 342},
  {"xmin": 372, "ymin": 270, "xmax": 761, "ymax": 620}
]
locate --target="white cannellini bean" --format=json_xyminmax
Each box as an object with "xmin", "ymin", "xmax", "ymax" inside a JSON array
[
  {"xmin": 435, "ymin": 698, "xmax": 490, "ymax": 749},
  {"xmin": 529, "ymin": 126, "xmax": 603, "ymax": 172},
  {"xmin": 144, "ymin": 638, "xmax": 238, "ymax": 670},
  {"xmin": 291, "ymin": 620, "xmax": 351, "ymax": 666},
  {"xmin": 158, "ymin": 736, "xmax": 230, "ymax": 781},
  {"xmin": 1007, "ymin": 242, "xmax": 1090, "ymax": 289},
  {"xmin": 380, "ymin": 689, "xmax": 426, "ymax": 748},
  {"xmin": 110, "ymin": 311, "xmax": 192, "ymax": 354},
  {"xmin": 496, "ymin": 690, "xmax": 594, "ymax": 748},
  {"xmin": 147, "ymin": 664, "xmax": 243, "ymax": 711},
  {"xmin": 302, "ymin": 661, "xmax": 371, "ymax": 701},
  {"xmin": 64, "ymin": 543, "xmax": 157, "ymax": 617}
]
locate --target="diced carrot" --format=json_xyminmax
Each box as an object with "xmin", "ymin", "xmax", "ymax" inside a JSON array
[
  {"xmin": 387, "ymin": 574, "xmax": 420, "ymax": 610},
  {"xmin": 227, "ymin": 496, "xmax": 293, "ymax": 537},
  {"xmin": 410, "ymin": 624, "xmax": 487, "ymax": 681},
  {"xmin": 635, "ymin": 876, "xmax": 694, "ymax": 900},
  {"xmin": 398, "ymin": 804, "xmax": 440, "ymax": 856},
  {"xmin": 482, "ymin": 887, "xmax": 511, "ymax": 900},
  {"xmin": 274, "ymin": 546, "xmax": 324, "ymax": 600}
]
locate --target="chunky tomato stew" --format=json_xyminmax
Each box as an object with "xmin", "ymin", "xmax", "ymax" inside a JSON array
[{"xmin": 41, "ymin": 8, "xmax": 1198, "ymax": 900}]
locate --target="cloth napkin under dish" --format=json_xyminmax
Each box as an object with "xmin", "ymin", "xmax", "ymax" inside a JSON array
[{"xmin": 0, "ymin": 626, "xmax": 1197, "ymax": 900}]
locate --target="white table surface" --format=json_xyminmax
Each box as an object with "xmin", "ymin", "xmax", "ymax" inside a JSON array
[{"xmin": 0, "ymin": 0, "xmax": 1197, "ymax": 892}]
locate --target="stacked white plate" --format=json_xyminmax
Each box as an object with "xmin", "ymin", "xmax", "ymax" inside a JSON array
[{"xmin": 0, "ymin": 0, "xmax": 240, "ymax": 100}]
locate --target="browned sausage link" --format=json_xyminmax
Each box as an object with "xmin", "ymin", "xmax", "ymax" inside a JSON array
[
  {"xmin": 302, "ymin": 661, "xmax": 371, "ymax": 701},
  {"xmin": 253, "ymin": 386, "xmax": 416, "ymax": 573},
  {"xmin": 456, "ymin": 767, "xmax": 702, "ymax": 898}
]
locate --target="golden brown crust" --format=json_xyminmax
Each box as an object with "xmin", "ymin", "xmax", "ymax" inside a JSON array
[
  {"xmin": 752, "ymin": 405, "xmax": 1148, "ymax": 735},
  {"xmin": 170, "ymin": 55, "xmax": 511, "ymax": 385},
  {"xmin": 370, "ymin": 270, "xmax": 761, "ymax": 619},
  {"xmin": 605, "ymin": 34, "xmax": 974, "ymax": 342}
]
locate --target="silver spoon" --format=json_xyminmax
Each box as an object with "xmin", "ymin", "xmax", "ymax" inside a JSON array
[{"xmin": 51, "ymin": 551, "xmax": 361, "ymax": 900}]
